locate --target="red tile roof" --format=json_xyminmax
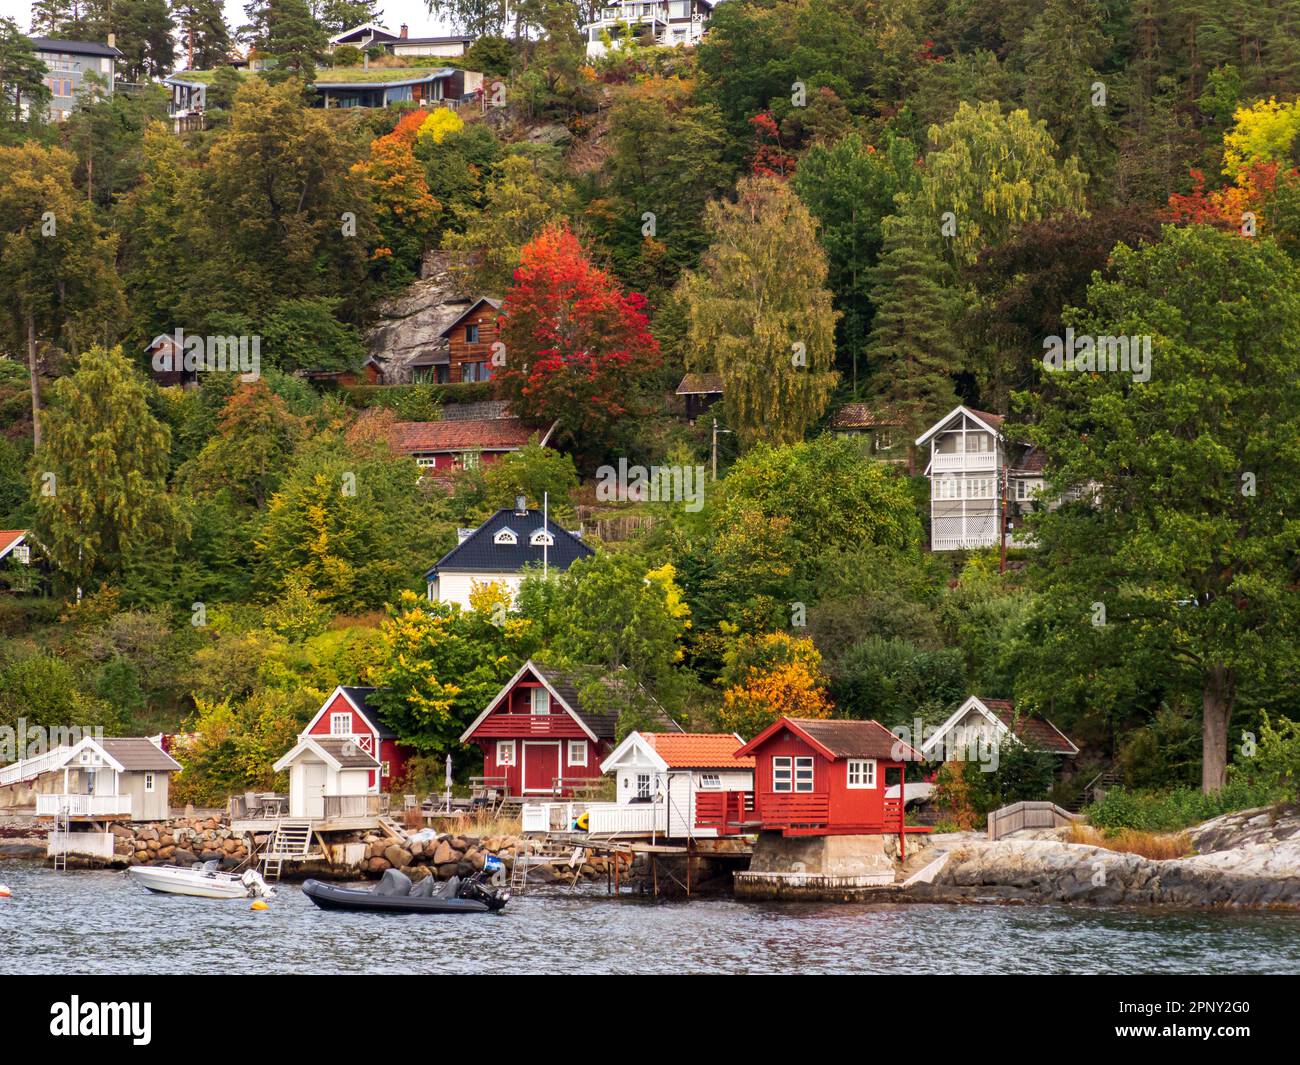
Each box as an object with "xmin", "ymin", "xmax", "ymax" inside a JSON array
[
  {"xmin": 982, "ymin": 699, "xmax": 1078, "ymax": 755},
  {"xmin": 643, "ymin": 732, "xmax": 753, "ymax": 769},
  {"xmin": 967, "ymin": 408, "xmax": 1005, "ymax": 429},
  {"xmin": 389, "ymin": 418, "xmax": 536, "ymax": 455},
  {"xmin": 0, "ymin": 530, "xmax": 25, "ymax": 557}
]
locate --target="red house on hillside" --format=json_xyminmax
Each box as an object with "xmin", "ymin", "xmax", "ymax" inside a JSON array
[
  {"xmin": 460, "ymin": 660, "xmax": 682, "ymax": 797},
  {"xmin": 735, "ymin": 717, "xmax": 927, "ymax": 850},
  {"xmin": 299, "ymin": 686, "xmax": 413, "ymax": 792}
]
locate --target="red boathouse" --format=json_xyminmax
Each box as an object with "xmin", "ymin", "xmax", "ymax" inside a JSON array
[
  {"xmin": 300, "ymin": 686, "xmax": 412, "ymax": 792},
  {"xmin": 459, "ymin": 660, "xmax": 682, "ymax": 797},
  {"xmin": 735, "ymin": 716, "xmax": 928, "ymax": 852}
]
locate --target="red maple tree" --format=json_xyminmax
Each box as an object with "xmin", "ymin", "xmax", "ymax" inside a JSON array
[{"xmin": 495, "ymin": 225, "xmax": 660, "ymax": 455}]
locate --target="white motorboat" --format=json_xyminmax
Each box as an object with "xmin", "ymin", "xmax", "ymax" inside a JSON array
[{"xmin": 127, "ymin": 861, "xmax": 275, "ymax": 900}]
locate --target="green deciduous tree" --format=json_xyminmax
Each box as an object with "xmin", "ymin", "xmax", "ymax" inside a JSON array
[
  {"xmin": 33, "ymin": 345, "xmax": 174, "ymax": 589},
  {"xmin": 678, "ymin": 176, "xmax": 838, "ymax": 448},
  {"xmin": 1022, "ymin": 225, "xmax": 1300, "ymax": 793}
]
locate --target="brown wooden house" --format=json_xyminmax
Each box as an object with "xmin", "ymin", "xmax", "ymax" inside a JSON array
[{"xmin": 440, "ymin": 297, "xmax": 502, "ymax": 384}]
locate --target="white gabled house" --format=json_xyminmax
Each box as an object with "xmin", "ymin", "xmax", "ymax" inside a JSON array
[
  {"xmin": 920, "ymin": 696, "xmax": 1079, "ymax": 762},
  {"xmin": 584, "ymin": 0, "xmax": 725, "ymax": 56},
  {"xmin": 599, "ymin": 731, "xmax": 755, "ymax": 839},
  {"xmin": 915, "ymin": 405, "xmax": 1047, "ymax": 551}
]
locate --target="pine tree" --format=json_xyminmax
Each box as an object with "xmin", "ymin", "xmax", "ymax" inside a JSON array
[
  {"xmin": 0, "ymin": 18, "xmax": 50, "ymax": 125},
  {"xmin": 863, "ymin": 219, "xmax": 962, "ymax": 436},
  {"xmin": 173, "ymin": 0, "xmax": 232, "ymax": 70}
]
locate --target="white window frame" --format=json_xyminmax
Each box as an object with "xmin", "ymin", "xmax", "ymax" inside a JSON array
[
  {"xmin": 698, "ymin": 773, "xmax": 720, "ymax": 789},
  {"xmin": 772, "ymin": 756, "xmax": 792, "ymax": 793},
  {"xmin": 330, "ymin": 712, "xmax": 352, "ymax": 736},
  {"xmin": 530, "ymin": 687, "xmax": 551, "ymax": 715},
  {"xmin": 494, "ymin": 528, "xmax": 518, "ymax": 545},
  {"xmin": 497, "ymin": 740, "xmax": 516, "ymax": 766},
  {"xmin": 530, "ymin": 529, "xmax": 554, "ymax": 547},
  {"xmin": 381, "ymin": 761, "xmax": 391, "ymax": 779},
  {"xmin": 846, "ymin": 758, "xmax": 876, "ymax": 789},
  {"xmin": 567, "ymin": 740, "xmax": 587, "ymax": 766},
  {"xmin": 635, "ymin": 773, "xmax": 652, "ymax": 799},
  {"xmin": 794, "ymin": 756, "xmax": 814, "ymax": 792},
  {"xmin": 143, "ymin": 772, "xmax": 155, "ymax": 793}
]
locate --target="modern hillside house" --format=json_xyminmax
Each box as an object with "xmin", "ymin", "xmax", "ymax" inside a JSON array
[
  {"xmin": 27, "ymin": 36, "xmax": 122, "ymax": 120},
  {"xmin": 326, "ymin": 22, "xmax": 401, "ymax": 51},
  {"xmin": 583, "ymin": 0, "xmax": 725, "ymax": 55},
  {"xmin": 915, "ymin": 405, "xmax": 1047, "ymax": 551},
  {"xmin": 424, "ymin": 500, "xmax": 593, "ymax": 608},
  {"xmin": 327, "ymin": 22, "xmax": 474, "ymax": 58}
]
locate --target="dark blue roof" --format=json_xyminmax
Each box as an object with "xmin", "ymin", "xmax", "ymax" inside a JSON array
[
  {"xmin": 425, "ymin": 509, "xmax": 594, "ymax": 579},
  {"xmin": 340, "ymin": 685, "xmax": 397, "ymax": 740},
  {"xmin": 30, "ymin": 37, "xmax": 123, "ymax": 57}
]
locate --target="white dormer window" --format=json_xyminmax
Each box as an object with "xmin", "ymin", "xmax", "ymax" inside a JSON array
[
  {"xmin": 330, "ymin": 712, "xmax": 351, "ymax": 735},
  {"xmin": 494, "ymin": 527, "xmax": 518, "ymax": 545},
  {"xmin": 530, "ymin": 529, "xmax": 554, "ymax": 547},
  {"xmin": 530, "ymin": 687, "xmax": 551, "ymax": 715}
]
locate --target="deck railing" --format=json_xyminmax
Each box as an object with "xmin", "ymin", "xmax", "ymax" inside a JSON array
[
  {"xmin": 694, "ymin": 790, "xmax": 753, "ymax": 832},
  {"xmin": 521, "ymin": 800, "xmax": 667, "ymax": 835},
  {"xmin": 932, "ymin": 451, "xmax": 998, "ymax": 471},
  {"xmin": 0, "ymin": 746, "xmax": 72, "ymax": 788},
  {"xmin": 755, "ymin": 793, "xmax": 831, "ymax": 827},
  {"xmin": 35, "ymin": 793, "xmax": 132, "ymax": 818},
  {"xmin": 322, "ymin": 793, "xmax": 390, "ymax": 819}
]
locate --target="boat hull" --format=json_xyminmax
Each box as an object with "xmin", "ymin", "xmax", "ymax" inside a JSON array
[
  {"xmin": 127, "ymin": 866, "xmax": 249, "ymax": 899},
  {"xmin": 302, "ymin": 879, "xmax": 500, "ymax": 914}
]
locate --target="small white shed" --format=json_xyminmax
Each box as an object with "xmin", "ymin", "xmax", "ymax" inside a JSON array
[
  {"xmin": 600, "ymin": 732, "xmax": 754, "ymax": 839},
  {"xmin": 273, "ymin": 736, "xmax": 380, "ymax": 819}
]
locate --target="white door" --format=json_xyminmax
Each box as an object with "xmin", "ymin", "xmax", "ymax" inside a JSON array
[{"xmin": 303, "ymin": 762, "xmax": 327, "ymax": 818}]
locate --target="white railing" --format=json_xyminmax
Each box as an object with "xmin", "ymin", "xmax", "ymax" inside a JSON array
[
  {"xmin": 36, "ymin": 793, "xmax": 132, "ymax": 817},
  {"xmin": 0, "ymin": 745, "xmax": 72, "ymax": 788},
  {"xmin": 521, "ymin": 801, "xmax": 667, "ymax": 835},
  {"xmin": 932, "ymin": 451, "xmax": 998, "ymax": 471}
]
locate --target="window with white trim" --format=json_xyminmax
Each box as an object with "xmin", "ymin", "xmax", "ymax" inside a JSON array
[
  {"xmin": 381, "ymin": 761, "xmax": 391, "ymax": 779},
  {"xmin": 143, "ymin": 772, "xmax": 155, "ymax": 793},
  {"xmin": 846, "ymin": 759, "xmax": 876, "ymax": 789},
  {"xmin": 636, "ymin": 773, "xmax": 651, "ymax": 800},
  {"xmin": 772, "ymin": 756, "xmax": 792, "ymax": 792},
  {"xmin": 530, "ymin": 687, "xmax": 551, "ymax": 715},
  {"xmin": 567, "ymin": 740, "xmax": 587, "ymax": 766},
  {"xmin": 793, "ymin": 756, "xmax": 814, "ymax": 792},
  {"xmin": 497, "ymin": 740, "xmax": 515, "ymax": 766},
  {"xmin": 530, "ymin": 528, "xmax": 554, "ymax": 547},
  {"xmin": 698, "ymin": 773, "xmax": 720, "ymax": 789},
  {"xmin": 494, "ymin": 527, "xmax": 518, "ymax": 545},
  {"xmin": 330, "ymin": 712, "xmax": 351, "ymax": 735}
]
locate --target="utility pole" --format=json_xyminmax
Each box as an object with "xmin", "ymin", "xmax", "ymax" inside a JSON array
[
  {"xmin": 999, "ymin": 462, "xmax": 1008, "ymax": 575},
  {"xmin": 711, "ymin": 417, "xmax": 732, "ymax": 481}
]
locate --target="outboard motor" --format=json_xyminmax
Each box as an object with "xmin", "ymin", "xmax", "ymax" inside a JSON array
[{"xmin": 241, "ymin": 869, "xmax": 277, "ymax": 899}]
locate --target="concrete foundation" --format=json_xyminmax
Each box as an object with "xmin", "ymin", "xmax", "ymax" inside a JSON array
[{"xmin": 735, "ymin": 832, "xmax": 899, "ymax": 899}]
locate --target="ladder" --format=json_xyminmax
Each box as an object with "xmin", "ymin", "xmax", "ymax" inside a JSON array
[
  {"xmin": 260, "ymin": 818, "xmax": 313, "ymax": 881},
  {"xmin": 51, "ymin": 805, "xmax": 69, "ymax": 872}
]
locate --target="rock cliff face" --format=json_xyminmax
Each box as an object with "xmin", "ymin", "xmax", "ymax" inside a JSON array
[
  {"xmin": 364, "ymin": 252, "xmax": 472, "ymax": 384},
  {"xmin": 916, "ymin": 806, "xmax": 1300, "ymax": 908}
]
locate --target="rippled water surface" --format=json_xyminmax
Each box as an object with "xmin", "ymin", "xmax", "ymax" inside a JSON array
[{"xmin": 2, "ymin": 860, "xmax": 1298, "ymax": 974}]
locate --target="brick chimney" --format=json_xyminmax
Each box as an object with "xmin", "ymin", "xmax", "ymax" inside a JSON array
[{"xmin": 400, "ymin": 24, "xmax": 408, "ymax": 38}]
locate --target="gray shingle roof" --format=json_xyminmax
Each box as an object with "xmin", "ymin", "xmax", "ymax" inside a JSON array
[
  {"xmin": 99, "ymin": 738, "xmax": 182, "ymax": 772},
  {"xmin": 339, "ymin": 686, "xmax": 397, "ymax": 740},
  {"xmin": 313, "ymin": 736, "xmax": 381, "ymax": 768},
  {"xmin": 426, "ymin": 509, "xmax": 593, "ymax": 578},
  {"xmin": 30, "ymin": 37, "xmax": 124, "ymax": 58}
]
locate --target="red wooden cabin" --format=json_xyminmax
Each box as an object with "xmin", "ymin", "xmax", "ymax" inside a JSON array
[
  {"xmin": 300, "ymin": 686, "xmax": 412, "ymax": 792},
  {"xmin": 460, "ymin": 661, "xmax": 679, "ymax": 797},
  {"xmin": 735, "ymin": 716, "xmax": 929, "ymax": 851}
]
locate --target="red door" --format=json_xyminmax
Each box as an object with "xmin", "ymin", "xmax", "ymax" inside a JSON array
[{"xmin": 522, "ymin": 742, "xmax": 561, "ymax": 794}]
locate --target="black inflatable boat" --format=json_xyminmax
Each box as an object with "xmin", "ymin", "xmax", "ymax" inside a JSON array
[{"xmin": 303, "ymin": 869, "xmax": 509, "ymax": 914}]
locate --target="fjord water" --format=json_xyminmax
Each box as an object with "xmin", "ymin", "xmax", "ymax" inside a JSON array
[{"xmin": 3, "ymin": 861, "xmax": 1297, "ymax": 975}]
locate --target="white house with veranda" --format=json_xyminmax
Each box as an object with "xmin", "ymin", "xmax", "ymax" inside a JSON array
[
  {"xmin": 915, "ymin": 405, "xmax": 1047, "ymax": 551},
  {"xmin": 584, "ymin": 0, "xmax": 725, "ymax": 55}
]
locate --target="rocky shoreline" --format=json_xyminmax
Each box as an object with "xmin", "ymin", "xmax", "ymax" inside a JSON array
[
  {"xmin": 3, "ymin": 805, "xmax": 1298, "ymax": 907},
  {"xmin": 908, "ymin": 806, "xmax": 1300, "ymax": 909}
]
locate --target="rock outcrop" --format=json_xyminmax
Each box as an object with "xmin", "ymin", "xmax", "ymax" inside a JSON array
[{"xmin": 364, "ymin": 252, "xmax": 472, "ymax": 383}]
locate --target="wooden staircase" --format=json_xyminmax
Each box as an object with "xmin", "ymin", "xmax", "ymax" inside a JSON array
[
  {"xmin": 1066, "ymin": 766, "xmax": 1121, "ymax": 813},
  {"xmin": 260, "ymin": 818, "xmax": 314, "ymax": 881}
]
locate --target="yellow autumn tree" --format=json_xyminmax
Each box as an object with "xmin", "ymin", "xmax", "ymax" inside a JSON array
[
  {"xmin": 1222, "ymin": 97, "xmax": 1300, "ymax": 176},
  {"xmin": 716, "ymin": 632, "xmax": 833, "ymax": 738},
  {"xmin": 417, "ymin": 107, "xmax": 465, "ymax": 147}
]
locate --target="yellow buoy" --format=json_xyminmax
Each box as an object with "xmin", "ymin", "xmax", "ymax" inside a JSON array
[{"xmin": 250, "ymin": 899, "xmax": 269, "ymax": 911}]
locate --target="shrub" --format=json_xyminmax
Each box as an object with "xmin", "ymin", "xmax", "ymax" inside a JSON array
[{"xmin": 1085, "ymin": 780, "xmax": 1290, "ymax": 832}]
